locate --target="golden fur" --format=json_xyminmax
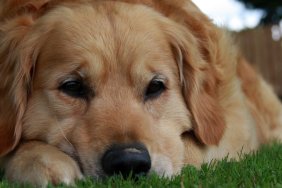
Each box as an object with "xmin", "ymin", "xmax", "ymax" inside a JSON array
[{"xmin": 0, "ymin": 0, "xmax": 282, "ymax": 186}]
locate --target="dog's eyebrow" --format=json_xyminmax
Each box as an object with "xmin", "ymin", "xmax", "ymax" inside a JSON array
[
  {"xmin": 74, "ymin": 69, "xmax": 87, "ymax": 79},
  {"xmin": 152, "ymin": 74, "xmax": 167, "ymax": 82},
  {"xmin": 57, "ymin": 71, "xmax": 85, "ymax": 86}
]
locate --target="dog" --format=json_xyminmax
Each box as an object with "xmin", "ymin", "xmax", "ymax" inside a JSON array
[{"xmin": 1, "ymin": 0, "xmax": 282, "ymax": 186}]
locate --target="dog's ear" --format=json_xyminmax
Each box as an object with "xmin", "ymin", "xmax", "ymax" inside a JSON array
[
  {"xmin": 0, "ymin": 0, "xmax": 50, "ymax": 156},
  {"xmin": 0, "ymin": 0, "xmax": 50, "ymax": 20},
  {"xmin": 158, "ymin": 2, "xmax": 228, "ymax": 145}
]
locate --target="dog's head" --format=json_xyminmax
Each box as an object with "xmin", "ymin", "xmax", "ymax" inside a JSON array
[{"xmin": 0, "ymin": 0, "xmax": 231, "ymax": 177}]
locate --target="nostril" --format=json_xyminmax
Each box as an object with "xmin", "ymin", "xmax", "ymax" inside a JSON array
[{"xmin": 101, "ymin": 143, "xmax": 151, "ymax": 178}]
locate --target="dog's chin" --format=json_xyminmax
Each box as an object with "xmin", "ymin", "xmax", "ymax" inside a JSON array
[{"xmin": 83, "ymin": 159, "xmax": 175, "ymax": 180}]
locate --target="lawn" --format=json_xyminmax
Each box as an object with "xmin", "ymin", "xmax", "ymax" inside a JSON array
[{"xmin": 1, "ymin": 143, "xmax": 282, "ymax": 188}]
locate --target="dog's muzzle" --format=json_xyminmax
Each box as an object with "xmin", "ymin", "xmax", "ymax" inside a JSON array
[{"xmin": 101, "ymin": 142, "xmax": 151, "ymax": 177}]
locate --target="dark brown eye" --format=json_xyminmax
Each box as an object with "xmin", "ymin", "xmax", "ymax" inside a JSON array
[
  {"xmin": 145, "ymin": 79, "xmax": 166, "ymax": 101},
  {"xmin": 59, "ymin": 80, "xmax": 90, "ymax": 99}
]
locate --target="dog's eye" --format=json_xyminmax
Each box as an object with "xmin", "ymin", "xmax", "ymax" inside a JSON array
[
  {"xmin": 145, "ymin": 79, "xmax": 166, "ymax": 100},
  {"xmin": 59, "ymin": 80, "xmax": 89, "ymax": 98}
]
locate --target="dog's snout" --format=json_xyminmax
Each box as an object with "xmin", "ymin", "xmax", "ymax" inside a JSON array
[{"xmin": 101, "ymin": 143, "xmax": 151, "ymax": 177}]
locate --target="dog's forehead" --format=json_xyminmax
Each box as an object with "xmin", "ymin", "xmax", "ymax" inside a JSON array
[{"xmin": 36, "ymin": 2, "xmax": 176, "ymax": 85}]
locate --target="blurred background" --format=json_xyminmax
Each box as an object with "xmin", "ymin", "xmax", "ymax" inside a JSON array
[{"xmin": 192, "ymin": 0, "xmax": 282, "ymax": 96}]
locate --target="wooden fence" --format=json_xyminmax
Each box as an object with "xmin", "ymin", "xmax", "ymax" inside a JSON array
[{"xmin": 234, "ymin": 26, "xmax": 282, "ymax": 96}]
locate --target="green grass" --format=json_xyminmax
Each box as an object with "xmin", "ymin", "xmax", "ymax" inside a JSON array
[{"xmin": 1, "ymin": 143, "xmax": 282, "ymax": 188}]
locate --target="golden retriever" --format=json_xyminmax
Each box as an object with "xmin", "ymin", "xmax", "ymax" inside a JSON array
[{"xmin": 0, "ymin": 0, "xmax": 282, "ymax": 186}]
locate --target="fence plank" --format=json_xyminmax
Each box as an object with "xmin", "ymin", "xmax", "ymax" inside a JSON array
[{"xmin": 234, "ymin": 26, "xmax": 282, "ymax": 96}]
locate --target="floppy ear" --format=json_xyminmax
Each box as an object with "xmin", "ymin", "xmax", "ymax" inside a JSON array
[
  {"xmin": 0, "ymin": 0, "xmax": 50, "ymax": 19},
  {"xmin": 0, "ymin": 0, "xmax": 50, "ymax": 156},
  {"xmin": 156, "ymin": 2, "xmax": 228, "ymax": 145}
]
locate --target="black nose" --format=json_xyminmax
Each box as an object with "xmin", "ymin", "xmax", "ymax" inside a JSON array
[{"xmin": 101, "ymin": 142, "xmax": 151, "ymax": 177}]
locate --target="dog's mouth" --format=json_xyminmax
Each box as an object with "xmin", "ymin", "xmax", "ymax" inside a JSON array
[{"xmin": 69, "ymin": 142, "xmax": 153, "ymax": 179}]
